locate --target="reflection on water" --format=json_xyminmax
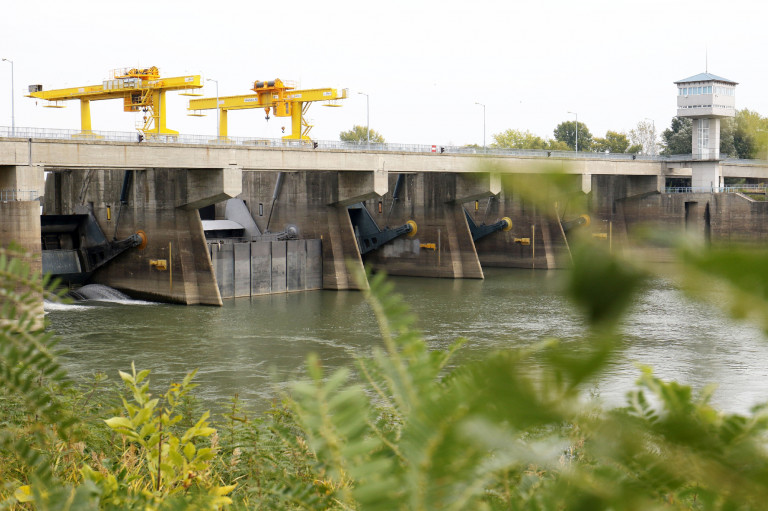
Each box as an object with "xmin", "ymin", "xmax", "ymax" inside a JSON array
[{"xmin": 46, "ymin": 269, "xmax": 768, "ymax": 414}]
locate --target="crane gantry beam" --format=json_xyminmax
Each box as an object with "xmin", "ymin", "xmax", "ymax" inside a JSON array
[
  {"xmin": 27, "ymin": 67, "xmax": 203, "ymax": 137},
  {"xmin": 188, "ymin": 78, "xmax": 347, "ymax": 140}
]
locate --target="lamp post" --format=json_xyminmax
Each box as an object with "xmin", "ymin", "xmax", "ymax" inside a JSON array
[
  {"xmin": 206, "ymin": 78, "xmax": 219, "ymax": 140},
  {"xmin": 357, "ymin": 92, "xmax": 369, "ymax": 145},
  {"xmin": 2, "ymin": 58, "xmax": 14, "ymax": 136},
  {"xmin": 568, "ymin": 111, "xmax": 578, "ymax": 152},
  {"xmin": 475, "ymin": 102, "xmax": 486, "ymax": 152}
]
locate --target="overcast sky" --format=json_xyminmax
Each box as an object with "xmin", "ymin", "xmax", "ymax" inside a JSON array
[{"xmin": 1, "ymin": 0, "xmax": 766, "ymax": 146}]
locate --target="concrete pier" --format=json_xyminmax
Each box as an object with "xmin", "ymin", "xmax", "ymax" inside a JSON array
[
  {"xmin": 43, "ymin": 167, "xmax": 241, "ymax": 305},
  {"xmin": 0, "ymin": 164, "xmax": 44, "ymax": 274}
]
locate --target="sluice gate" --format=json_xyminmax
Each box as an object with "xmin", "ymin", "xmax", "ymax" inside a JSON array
[{"xmin": 208, "ymin": 239, "xmax": 322, "ymax": 298}]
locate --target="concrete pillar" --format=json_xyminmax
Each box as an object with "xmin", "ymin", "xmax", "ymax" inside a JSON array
[
  {"xmin": 362, "ymin": 172, "xmax": 484, "ymax": 279},
  {"xmin": 334, "ymin": 168, "xmax": 388, "ymax": 206},
  {"xmin": 690, "ymin": 161, "xmax": 723, "ymax": 190},
  {"xmin": 692, "ymin": 118, "xmax": 721, "ymax": 160},
  {"xmin": 239, "ymin": 170, "xmax": 368, "ymax": 291},
  {"xmin": 468, "ymin": 173, "xmax": 583, "ymax": 269},
  {"xmin": 44, "ymin": 167, "xmax": 240, "ymax": 305},
  {"xmin": 0, "ymin": 201, "xmax": 42, "ymax": 275},
  {"xmin": 0, "ymin": 165, "xmax": 44, "ymax": 322}
]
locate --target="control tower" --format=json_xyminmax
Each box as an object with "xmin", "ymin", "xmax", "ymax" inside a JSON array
[{"xmin": 674, "ymin": 72, "xmax": 737, "ymax": 160}]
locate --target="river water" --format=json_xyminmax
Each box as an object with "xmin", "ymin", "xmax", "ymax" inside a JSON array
[{"xmin": 45, "ymin": 268, "xmax": 768, "ymax": 415}]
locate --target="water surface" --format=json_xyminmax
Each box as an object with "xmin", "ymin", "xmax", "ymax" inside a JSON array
[{"xmin": 46, "ymin": 269, "xmax": 768, "ymax": 414}]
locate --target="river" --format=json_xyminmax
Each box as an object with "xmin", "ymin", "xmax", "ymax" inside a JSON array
[{"xmin": 45, "ymin": 268, "xmax": 768, "ymax": 415}]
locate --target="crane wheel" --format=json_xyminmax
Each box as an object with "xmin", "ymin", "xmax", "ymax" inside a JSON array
[
  {"xmin": 580, "ymin": 214, "xmax": 591, "ymax": 228},
  {"xmin": 406, "ymin": 220, "xmax": 418, "ymax": 236},
  {"xmin": 137, "ymin": 230, "xmax": 148, "ymax": 250},
  {"xmin": 501, "ymin": 217, "xmax": 513, "ymax": 231}
]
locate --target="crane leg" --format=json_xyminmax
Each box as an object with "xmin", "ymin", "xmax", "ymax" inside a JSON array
[
  {"xmin": 219, "ymin": 109, "xmax": 228, "ymax": 139},
  {"xmin": 80, "ymin": 100, "xmax": 92, "ymax": 133}
]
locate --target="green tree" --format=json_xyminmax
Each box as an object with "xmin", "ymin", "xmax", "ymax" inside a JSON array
[
  {"xmin": 660, "ymin": 116, "xmax": 692, "ymax": 155},
  {"xmin": 660, "ymin": 112, "xmax": 768, "ymax": 158},
  {"xmin": 546, "ymin": 139, "xmax": 571, "ymax": 151},
  {"xmin": 554, "ymin": 120, "xmax": 593, "ymax": 151},
  {"xmin": 491, "ymin": 129, "xmax": 547, "ymax": 149},
  {"xmin": 592, "ymin": 130, "xmax": 630, "ymax": 153},
  {"xmin": 340, "ymin": 125, "xmax": 385, "ymax": 144},
  {"xmin": 733, "ymin": 109, "xmax": 768, "ymax": 159}
]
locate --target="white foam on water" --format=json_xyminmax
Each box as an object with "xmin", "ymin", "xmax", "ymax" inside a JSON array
[
  {"xmin": 70, "ymin": 284, "xmax": 158, "ymax": 306},
  {"xmin": 44, "ymin": 300, "xmax": 94, "ymax": 312}
]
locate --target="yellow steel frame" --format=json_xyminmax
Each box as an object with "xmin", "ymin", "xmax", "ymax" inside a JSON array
[
  {"xmin": 27, "ymin": 67, "xmax": 203, "ymax": 136},
  {"xmin": 188, "ymin": 79, "xmax": 347, "ymax": 140}
]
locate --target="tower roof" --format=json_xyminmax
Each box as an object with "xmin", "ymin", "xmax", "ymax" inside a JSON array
[{"xmin": 674, "ymin": 72, "xmax": 738, "ymax": 85}]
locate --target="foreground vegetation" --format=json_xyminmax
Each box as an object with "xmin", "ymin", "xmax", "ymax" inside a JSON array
[{"xmin": 4, "ymin": 197, "xmax": 768, "ymax": 508}]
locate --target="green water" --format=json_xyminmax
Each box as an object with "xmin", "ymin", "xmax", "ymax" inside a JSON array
[{"xmin": 45, "ymin": 268, "xmax": 768, "ymax": 414}]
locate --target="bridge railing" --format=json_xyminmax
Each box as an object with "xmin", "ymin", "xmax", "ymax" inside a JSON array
[
  {"xmin": 665, "ymin": 184, "xmax": 767, "ymax": 194},
  {"xmin": 0, "ymin": 125, "xmax": 747, "ymax": 164},
  {"xmin": 0, "ymin": 189, "xmax": 40, "ymax": 201}
]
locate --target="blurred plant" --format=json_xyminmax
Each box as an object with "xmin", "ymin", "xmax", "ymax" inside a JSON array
[
  {"xmin": 76, "ymin": 363, "xmax": 234, "ymax": 509},
  {"xmin": 6, "ymin": 171, "xmax": 768, "ymax": 509}
]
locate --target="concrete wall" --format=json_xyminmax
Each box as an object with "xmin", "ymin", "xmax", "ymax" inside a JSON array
[
  {"xmin": 465, "ymin": 174, "xmax": 578, "ymax": 270},
  {"xmin": 42, "ymin": 167, "xmax": 239, "ymax": 304},
  {"xmin": 238, "ymin": 170, "xmax": 366, "ymax": 290},
  {"xmin": 0, "ymin": 200, "xmax": 42, "ymax": 276},
  {"xmin": 591, "ymin": 174, "xmax": 662, "ymax": 218},
  {"xmin": 360, "ymin": 172, "xmax": 484, "ymax": 278},
  {"xmin": 621, "ymin": 192, "xmax": 768, "ymax": 246},
  {"xmin": 209, "ymin": 239, "xmax": 322, "ymax": 298}
]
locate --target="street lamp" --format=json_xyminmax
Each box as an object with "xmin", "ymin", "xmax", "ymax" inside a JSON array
[
  {"xmin": 2, "ymin": 58, "xmax": 14, "ymax": 136},
  {"xmin": 206, "ymin": 78, "xmax": 219, "ymax": 140},
  {"xmin": 357, "ymin": 92, "xmax": 369, "ymax": 144},
  {"xmin": 475, "ymin": 102, "xmax": 486, "ymax": 152},
  {"xmin": 568, "ymin": 111, "xmax": 578, "ymax": 152}
]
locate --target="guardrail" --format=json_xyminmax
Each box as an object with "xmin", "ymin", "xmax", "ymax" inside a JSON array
[
  {"xmin": 0, "ymin": 126, "xmax": 679, "ymax": 161},
  {"xmin": 665, "ymin": 185, "xmax": 767, "ymax": 194},
  {"xmin": 0, "ymin": 189, "xmax": 40, "ymax": 201}
]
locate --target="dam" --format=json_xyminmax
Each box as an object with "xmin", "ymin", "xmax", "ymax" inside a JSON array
[
  {"xmin": 1, "ymin": 69, "xmax": 766, "ymax": 305},
  {"xmin": 2, "ymin": 129, "xmax": 768, "ymax": 306}
]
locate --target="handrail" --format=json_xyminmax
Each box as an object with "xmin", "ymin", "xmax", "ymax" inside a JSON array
[
  {"xmin": 0, "ymin": 189, "xmax": 39, "ymax": 201},
  {"xmin": 665, "ymin": 185, "xmax": 767, "ymax": 194}
]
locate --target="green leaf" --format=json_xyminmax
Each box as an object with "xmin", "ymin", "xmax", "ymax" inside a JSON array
[{"xmin": 104, "ymin": 416, "xmax": 135, "ymax": 431}]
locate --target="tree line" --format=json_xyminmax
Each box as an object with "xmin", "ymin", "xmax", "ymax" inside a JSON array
[
  {"xmin": 491, "ymin": 109, "xmax": 768, "ymax": 158},
  {"xmin": 339, "ymin": 109, "xmax": 768, "ymax": 159},
  {"xmin": 661, "ymin": 109, "xmax": 768, "ymax": 158}
]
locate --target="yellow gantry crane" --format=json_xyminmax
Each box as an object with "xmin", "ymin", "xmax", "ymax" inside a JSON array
[
  {"xmin": 188, "ymin": 78, "xmax": 347, "ymax": 140},
  {"xmin": 27, "ymin": 66, "xmax": 203, "ymax": 136}
]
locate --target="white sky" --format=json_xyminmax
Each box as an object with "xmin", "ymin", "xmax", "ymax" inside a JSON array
[{"xmin": 1, "ymin": 0, "xmax": 766, "ymax": 146}]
